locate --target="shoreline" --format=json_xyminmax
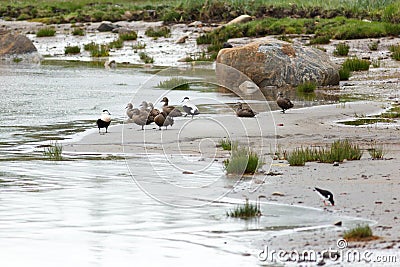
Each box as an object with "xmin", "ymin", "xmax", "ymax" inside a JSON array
[{"xmin": 63, "ymin": 100, "xmax": 400, "ymax": 265}]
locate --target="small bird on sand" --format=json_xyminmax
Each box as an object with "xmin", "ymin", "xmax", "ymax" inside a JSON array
[
  {"xmin": 276, "ymin": 92, "xmax": 294, "ymax": 113},
  {"xmin": 96, "ymin": 110, "xmax": 111, "ymax": 133},
  {"xmin": 314, "ymin": 187, "xmax": 335, "ymax": 206},
  {"xmin": 234, "ymin": 102, "xmax": 256, "ymax": 117},
  {"xmin": 154, "ymin": 111, "xmax": 174, "ymax": 130},
  {"xmin": 182, "ymin": 97, "xmax": 200, "ymax": 118},
  {"xmin": 161, "ymin": 97, "xmax": 183, "ymax": 117},
  {"xmin": 126, "ymin": 103, "xmax": 139, "ymax": 119}
]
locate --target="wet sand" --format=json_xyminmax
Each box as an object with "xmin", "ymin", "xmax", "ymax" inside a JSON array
[{"xmin": 64, "ymin": 100, "xmax": 400, "ymax": 264}]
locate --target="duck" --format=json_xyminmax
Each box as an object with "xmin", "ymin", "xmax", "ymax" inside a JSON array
[
  {"xmin": 148, "ymin": 102, "xmax": 160, "ymax": 119},
  {"xmin": 160, "ymin": 97, "xmax": 182, "ymax": 117},
  {"xmin": 277, "ymin": 92, "xmax": 294, "ymax": 113},
  {"xmin": 234, "ymin": 102, "xmax": 256, "ymax": 117},
  {"xmin": 181, "ymin": 97, "xmax": 200, "ymax": 119},
  {"xmin": 126, "ymin": 103, "xmax": 139, "ymax": 119},
  {"xmin": 96, "ymin": 110, "xmax": 111, "ymax": 133},
  {"xmin": 154, "ymin": 111, "xmax": 174, "ymax": 130},
  {"xmin": 131, "ymin": 109, "xmax": 152, "ymax": 130}
]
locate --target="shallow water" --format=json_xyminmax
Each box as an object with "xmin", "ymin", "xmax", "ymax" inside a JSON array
[{"xmin": 0, "ymin": 62, "xmax": 369, "ymax": 266}]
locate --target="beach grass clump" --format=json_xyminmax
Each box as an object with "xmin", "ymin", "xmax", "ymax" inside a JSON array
[
  {"xmin": 89, "ymin": 44, "xmax": 109, "ymax": 57},
  {"xmin": 297, "ymin": 81, "xmax": 317, "ymax": 93},
  {"xmin": 368, "ymin": 41, "xmax": 379, "ymax": 51},
  {"xmin": 287, "ymin": 148, "xmax": 307, "ymax": 166},
  {"xmin": 109, "ymin": 38, "xmax": 124, "ymax": 49},
  {"xmin": 224, "ymin": 146, "xmax": 262, "ymax": 175},
  {"xmin": 343, "ymin": 225, "xmax": 374, "ymax": 241},
  {"xmin": 379, "ymin": 105, "xmax": 400, "ymax": 118},
  {"xmin": 389, "ymin": 44, "xmax": 400, "ymax": 61},
  {"xmin": 132, "ymin": 41, "xmax": 146, "ymax": 50},
  {"xmin": 309, "ymin": 35, "xmax": 331, "ymax": 45},
  {"xmin": 119, "ymin": 31, "xmax": 138, "ymax": 41},
  {"xmin": 218, "ymin": 138, "xmax": 238, "ymax": 151},
  {"xmin": 64, "ymin": 45, "xmax": 80, "ymax": 55},
  {"xmin": 139, "ymin": 52, "xmax": 154, "ymax": 64},
  {"xmin": 157, "ymin": 77, "xmax": 190, "ymax": 90},
  {"xmin": 368, "ymin": 141, "xmax": 386, "ymax": 160},
  {"xmin": 339, "ymin": 67, "xmax": 351, "ymax": 80},
  {"xmin": 226, "ymin": 198, "xmax": 261, "ymax": 219},
  {"xmin": 43, "ymin": 141, "xmax": 63, "ymax": 160},
  {"xmin": 71, "ymin": 27, "xmax": 85, "ymax": 36},
  {"xmin": 318, "ymin": 139, "xmax": 362, "ymax": 163},
  {"xmin": 36, "ymin": 27, "xmax": 56, "ymax": 37},
  {"xmin": 145, "ymin": 26, "xmax": 171, "ymax": 38},
  {"xmin": 342, "ymin": 57, "xmax": 370, "ymax": 71},
  {"xmin": 83, "ymin": 42, "xmax": 97, "ymax": 51},
  {"xmin": 333, "ymin": 42, "xmax": 350, "ymax": 56}
]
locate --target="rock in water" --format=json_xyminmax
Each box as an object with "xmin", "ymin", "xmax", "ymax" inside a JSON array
[
  {"xmin": 216, "ymin": 39, "xmax": 340, "ymax": 89},
  {"xmin": 0, "ymin": 31, "xmax": 37, "ymax": 56},
  {"xmin": 97, "ymin": 22, "xmax": 120, "ymax": 32}
]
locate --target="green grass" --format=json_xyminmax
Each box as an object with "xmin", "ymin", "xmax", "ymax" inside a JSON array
[
  {"xmin": 226, "ymin": 198, "xmax": 261, "ymax": 219},
  {"xmin": 119, "ymin": 31, "xmax": 138, "ymax": 41},
  {"xmin": 343, "ymin": 225, "xmax": 374, "ymax": 241},
  {"xmin": 36, "ymin": 27, "xmax": 56, "ymax": 37},
  {"xmin": 43, "ymin": 141, "xmax": 63, "ymax": 160},
  {"xmin": 339, "ymin": 67, "xmax": 351, "ymax": 80},
  {"xmin": 218, "ymin": 138, "xmax": 238, "ymax": 151},
  {"xmin": 333, "ymin": 42, "xmax": 350, "ymax": 56},
  {"xmin": 138, "ymin": 52, "xmax": 154, "ymax": 64},
  {"xmin": 71, "ymin": 27, "xmax": 85, "ymax": 36},
  {"xmin": 83, "ymin": 42, "xmax": 97, "ymax": 51},
  {"xmin": 342, "ymin": 57, "xmax": 370, "ymax": 71},
  {"xmin": 287, "ymin": 140, "xmax": 362, "ymax": 165},
  {"xmin": 379, "ymin": 105, "xmax": 400, "ymax": 118},
  {"xmin": 368, "ymin": 41, "xmax": 379, "ymax": 51},
  {"xmin": 89, "ymin": 44, "xmax": 109, "ymax": 57},
  {"xmin": 156, "ymin": 77, "xmax": 190, "ymax": 90},
  {"xmin": 109, "ymin": 38, "xmax": 124, "ymax": 49},
  {"xmin": 183, "ymin": 51, "xmax": 216, "ymax": 62},
  {"xmin": 368, "ymin": 141, "xmax": 386, "ymax": 159},
  {"xmin": 297, "ymin": 81, "xmax": 317, "ymax": 93},
  {"xmin": 223, "ymin": 146, "xmax": 262, "ymax": 175},
  {"xmin": 145, "ymin": 26, "xmax": 171, "ymax": 38},
  {"xmin": 389, "ymin": 44, "xmax": 400, "ymax": 61},
  {"xmin": 132, "ymin": 41, "xmax": 146, "ymax": 50},
  {"xmin": 64, "ymin": 45, "xmax": 80, "ymax": 54},
  {"xmin": 338, "ymin": 118, "xmax": 393, "ymax": 126},
  {"xmin": 309, "ymin": 35, "xmax": 331, "ymax": 45}
]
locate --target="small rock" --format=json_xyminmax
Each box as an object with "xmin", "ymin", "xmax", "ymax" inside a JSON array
[
  {"xmin": 334, "ymin": 221, "xmax": 342, "ymax": 226},
  {"xmin": 182, "ymin": 171, "xmax": 194, "ymax": 174},
  {"xmin": 333, "ymin": 161, "xmax": 339, "ymax": 166},
  {"xmin": 225, "ymin": 14, "xmax": 253, "ymax": 26},
  {"xmin": 176, "ymin": 35, "xmax": 188, "ymax": 44},
  {"xmin": 188, "ymin": 21, "xmax": 203, "ymax": 27},
  {"xmin": 97, "ymin": 22, "xmax": 120, "ymax": 32},
  {"xmin": 272, "ymin": 191, "xmax": 285, "ymax": 196},
  {"xmin": 222, "ymin": 42, "xmax": 233, "ymax": 48}
]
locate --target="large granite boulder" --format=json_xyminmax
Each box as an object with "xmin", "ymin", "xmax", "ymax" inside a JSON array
[
  {"xmin": 0, "ymin": 31, "xmax": 37, "ymax": 56},
  {"xmin": 216, "ymin": 39, "xmax": 340, "ymax": 89}
]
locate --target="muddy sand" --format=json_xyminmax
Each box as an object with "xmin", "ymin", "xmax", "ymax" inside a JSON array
[{"xmin": 64, "ymin": 100, "xmax": 400, "ymax": 265}]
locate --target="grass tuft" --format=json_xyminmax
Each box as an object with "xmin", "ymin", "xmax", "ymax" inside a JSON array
[
  {"xmin": 64, "ymin": 45, "xmax": 80, "ymax": 54},
  {"xmin": 343, "ymin": 225, "xmax": 374, "ymax": 241},
  {"xmin": 368, "ymin": 41, "xmax": 379, "ymax": 51},
  {"xmin": 333, "ymin": 42, "xmax": 350, "ymax": 56},
  {"xmin": 297, "ymin": 81, "xmax": 317, "ymax": 93},
  {"xmin": 226, "ymin": 198, "xmax": 261, "ymax": 219},
  {"xmin": 72, "ymin": 27, "xmax": 85, "ymax": 36},
  {"xmin": 224, "ymin": 146, "xmax": 262, "ymax": 175},
  {"xmin": 132, "ymin": 41, "xmax": 146, "ymax": 50},
  {"xmin": 339, "ymin": 67, "xmax": 351, "ymax": 80},
  {"xmin": 368, "ymin": 141, "xmax": 386, "ymax": 160},
  {"xmin": 36, "ymin": 27, "xmax": 56, "ymax": 37},
  {"xmin": 138, "ymin": 52, "xmax": 154, "ymax": 64},
  {"xmin": 218, "ymin": 138, "xmax": 238, "ymax": 151},
  {"xmin": 119, "ymin": 31, "xmax": 138, "ymax": 41},
  {"xmin": 342, "ymin": 57, "xmax": 370, "ymax": 71},
  {"xmin": 43, "ymin": 141, "xmax": 63, "ymax": 160},
  {"xmin": 145, "ymin": 26, "xmax": 171, "ymax": 38},
  {"xmin": 157, "ymin": 77, "xmax": 190, "ymax": 90},
  {"xmin": 389, "ymin": 44, "xmax": 400, "ymax": 61}
]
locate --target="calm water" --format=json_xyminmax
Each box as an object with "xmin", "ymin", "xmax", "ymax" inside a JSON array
[{"xmin": 0, "ymin": 62, "xmax": 367, "ymax": 266}]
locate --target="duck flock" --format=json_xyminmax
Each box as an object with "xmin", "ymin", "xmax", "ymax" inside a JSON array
[{"xmin": 96, "ymin": 93, "xmax": 294, "ymax": 133}]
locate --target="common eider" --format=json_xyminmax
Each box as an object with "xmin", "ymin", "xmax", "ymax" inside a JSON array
[
  {"xmin": 160, "ymin": 97, "xmax": 183, "ymax": 117},
  {"xmin": 96, "ymin": 110, "xmax": 111, "ymax": 133},
  {"xmin": 234, "ymin": 102, "xmax": 256, "ymax": 117},
  {"xmin": 181, "ymin": 97, "xmax": 200, "ymax": 119},
  {"xmin": 276, "ymin": 92, "xmax": 294, "ymax": 113}
]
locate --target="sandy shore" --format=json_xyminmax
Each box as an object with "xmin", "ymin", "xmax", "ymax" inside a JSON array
[{"xmin": 64, "ymin": 100, "xmax": 400, "ymax": 265}]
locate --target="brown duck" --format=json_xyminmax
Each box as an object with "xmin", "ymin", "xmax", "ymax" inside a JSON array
[
  {"xmin": 160, "ymin": 97, "xmax": 182, "ymax": 117},
  {"xmin": 234, "ymin": 102, "xmax": 256, "ymax": 117},
  {"xmin": 154, "ymin": 111, "xmax": 174, "ymax": 130},
  {"xmin": 131, "ymin": 109, "xmax": 152, "ymax": 130},
  {"xmin": 276, "ymin": 92, "xmax": 294, "ymax": 113}
]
